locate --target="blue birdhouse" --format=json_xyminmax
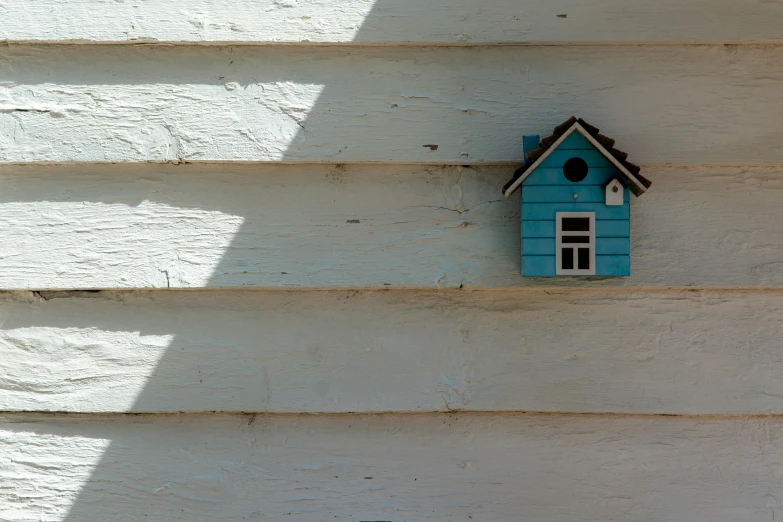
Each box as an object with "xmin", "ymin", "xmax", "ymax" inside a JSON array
[{"xmin": 503, "ymin": 117, "xmax": 652, "ymax": 277}]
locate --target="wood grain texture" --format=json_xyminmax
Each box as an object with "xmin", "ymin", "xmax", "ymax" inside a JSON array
[
  {"xmin": 524, "ymin": 254, "xmax": 630, "ymax": 277},
  {"xmin": 1, "ymin": 0, "xmax": 781, "ymax": 44},
  {"xmin": 522, "ymin": 237, "xmax": 629, "ymax": 255},
  {"xmin": 520, "ymin": 185, "xmax": 616, "ymax": 203},
  {"xmin": 0, "ymin": 163, "xmax": 782, "ymax": 289},
  {"xmin": 524, "ymin": 219, "xmax": 633, "ymax": 238},
  {"xmin": 522, "ymin": 202, "xmax": 628, "ymax": 220},
  {"xmin": 3, "ymin": 412, "xmax": 783, "ymax": 521},
  {"xmin": 2, "ymin": 45, "xmax": 783, "ymax": 164},
  {"xmin": 3, "ymin": 288, "xmax": 783, "ymax": 414}
]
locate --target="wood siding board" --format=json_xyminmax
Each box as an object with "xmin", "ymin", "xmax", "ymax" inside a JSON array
[
  {"xmin": 523, "ymin": 255, "xmax": 629, "ymax": 276},
  {"xmin": 522, "ymin": 220, "xmax": 556, "ymax": 238},
  {"xmin": 597, "ymin": 239, "xmax": 631, "ymax": 257},
  {"xmin": 520, "ymin": 167, "xmax": 621, "ymax": 186},
  {"xmin": 522, "ymin": 202, "xmax": 630, "ymax": 220},
  {"xmin": 596, "ymin": 220, "xmax": 631, "ymax": 237},
  {"xmin": 523, "ymin": 220, "xmax": 631, "ymax": 238},
  {"xmin": 539, "ymin": 150, "xmax": 615, "ymax": 169},
  {"xmin": 523, "ymin": 238, "xmax": 555, "ymax": 256},
  {"xmin": 5, "ymin": 289, "xmax": 783, "ymax": 413},
  {"xmin": 3, "ymin": 413, "xmax": 783, "ymax": 520},
  {"xmin": 1, "ymin": 45, "xmax": 783, "ymax": 163},
  {"xmin": 596, "ymin": 254, "xmax": 631, "ymax": 275},
  {"xmin": 0, "ymin": 164, "xmax": 781, "ymax": 288},
  {"xmin": 2, "ymin": 0, "xmax": 783, "ymax": 43},
  {"xmin": 523, "ymin": 237, "xmax": 630, "ymax": 256},
  {"xmin": 521, "ymin": 185, "xmax": 623, "ymax": 203},
  {"xmin": 521, "ymin": 255, "xmax": 557, "ymax": 276}
]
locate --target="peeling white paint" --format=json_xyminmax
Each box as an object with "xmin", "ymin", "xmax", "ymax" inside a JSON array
[
  {"xmin": 0, "ymin": 424, "xmax": 111, "ymax": 522},
  {"xmin": 0, "ymin": 2, "xmax": 778, "ymax": 517},
  {"xmin": 1, "ymin": 45, "xmax": 782, "ymax": 163},
  {"xmin": 0, "ymin": 328, "xmax": 173, "ymax": 411},
  {"xmin": 0, "ymin": 0, "xmax": 781, "ymax": 44},
  {"xmin": 1, "ymin": 289, "xmax": 783, "ymax": 414},
  {"xmin": 0, "ymin": 164, "xmax": 780, "ymax": 288},
  {"xmin": 2, "ymin": 413, "xmax": 783, "ymax": 521}
]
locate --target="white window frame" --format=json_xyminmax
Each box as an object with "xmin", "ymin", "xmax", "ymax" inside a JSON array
[{"xmin": 556, "ymin": 212, "xmax": 596, "ymax": 276}]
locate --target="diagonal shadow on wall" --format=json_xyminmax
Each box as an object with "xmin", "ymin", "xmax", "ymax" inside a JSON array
[
  {"xmin": 52, "ymin": 5, "xmax": 511, "ymax": 518},
  {"xmin": 0, "ymin": 2, "xmax": 611, "ymax": 519}
]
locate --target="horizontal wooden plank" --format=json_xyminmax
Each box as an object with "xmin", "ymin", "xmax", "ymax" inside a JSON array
[
  {"xmin": 522, "ymin": 254, "xmax": 629, "ymax": 276},
  {"xmin": 521, "ymin": 185, "xmax": 625, "ymax": 203},
  {"xmin": 1, "ymin": 45, "xmax": 783, "ymax": 163},
  {"xmin": 523, "ymin": 219, "xmax": 630, "ymax": 238},
  {"xmin": 522, "ymin": 255, "xmax": 556, "ymax": 276},
  {"xmin": 540, "ymin": 149, "xmax": 614, "ymax": 168},
  {"xmin": 2, "ymin": 413, "xmax": 783, "ymax": 521},
  {"xmin": 523, "ymin": 167, "xmax": 620, "ymax": 186},
  {"xmin": 0, "ymin": 163, "xmax": 782, "ymax": 288},
  {"xmin": 522, "ymin": 239, "xmax": 554, "ymax": 256},
  {"xmin": 523, "ymin": 237, "xmax": 629, "ymax": 255},
  {"xmin": 1, "ymin": 0, "xmax": 780, "ymax": 44},
  {"xmin": 522, "ymin": 202, "xmax": 629, "ymax": 220},
  {"xmin": 597, "ymin": 254, "xmax": 629, "ymax": 275},
  {"xmin": 3, "ymin": 288, "xmax": 783, "ymax": 414}
]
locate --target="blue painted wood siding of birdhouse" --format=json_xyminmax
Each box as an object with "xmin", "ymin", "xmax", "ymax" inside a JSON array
[{"xmin": 520, "ymin": 132, "xmax": 630, "ymax": 277}]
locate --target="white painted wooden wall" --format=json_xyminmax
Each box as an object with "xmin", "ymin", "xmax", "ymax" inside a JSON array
[{"xmin": 1, "ymin": 2, "xmax": 782, "ymax": 520}]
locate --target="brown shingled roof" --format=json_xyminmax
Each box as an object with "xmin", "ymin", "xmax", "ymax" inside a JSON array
[{"xmin": 503, "ymin": 117, "xmax": 652, "ymax": 197}]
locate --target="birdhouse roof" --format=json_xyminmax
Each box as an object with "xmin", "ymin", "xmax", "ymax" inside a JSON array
[{"xmin": 503, "ymin": 117, "xmax": 652, "ymax": 197}]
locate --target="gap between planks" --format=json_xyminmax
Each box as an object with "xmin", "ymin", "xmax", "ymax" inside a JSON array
[
  {"xmin": 3, "ymin": 161, "xmax": 783, "ymax": 169},
  {"xmin": 3, "ymin": 410, "xmax": 783, "ymax": 420},
  {"xmin": 4, "ymin": 40, "xmax": 783, "ymax": 48},
  {"xmin": 13, "ymin": 287, "xmax": 783, "ymax": 299}
]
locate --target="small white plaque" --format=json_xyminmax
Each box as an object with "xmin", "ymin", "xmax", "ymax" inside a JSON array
[{"xmin": 605, "ymin": 179, "xmax": 624, "ymax": 206}]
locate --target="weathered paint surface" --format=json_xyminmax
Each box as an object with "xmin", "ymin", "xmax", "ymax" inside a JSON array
[
  {"xmin": 0, "ymin": 164, "xmax": 781, "ymax": 288},
  {"xmin": 521, "ymin": 237, "xmax": 630, "ymax": 255},
  {"xmin": 523, "ymin": 220, "xmax": 630, "ymax": 237},
  {"xmin": 2, "ymin": 289, "xmax": 783, "ymax": 414},
  {"xmin": 1, "ymin": 3, "xmax": 779, "ymax": 516},
  {"xmin": 1, "ymin": 0, "xmax": 781, "ymax": 44},
  {"xmin": 522, "ymin": 202, "xmax": 628, "ymax": 220},
  {"xmin": 520, "ymin": 185, "xmax": 626, "ymax": 203},
  {"xmin": 1, "ymin": 45, "xmax": 783, "ymax": 163},
  {"xmin": 522, "ymin": 253, "xmax": 630, "ymax": 276},
  {"xmin": 2, "ymin": 413, "xmax": 783, "ymax": 521}
]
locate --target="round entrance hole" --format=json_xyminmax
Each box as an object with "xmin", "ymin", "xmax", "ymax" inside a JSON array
[{"xmin": 563, "ymin": 157, "xmax": 589, "ymax": 183}]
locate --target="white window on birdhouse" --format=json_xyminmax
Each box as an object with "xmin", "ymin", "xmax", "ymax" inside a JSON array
[{"xmin": 556, "ymin": 212, "xmax": 596, "ymax": 276}]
